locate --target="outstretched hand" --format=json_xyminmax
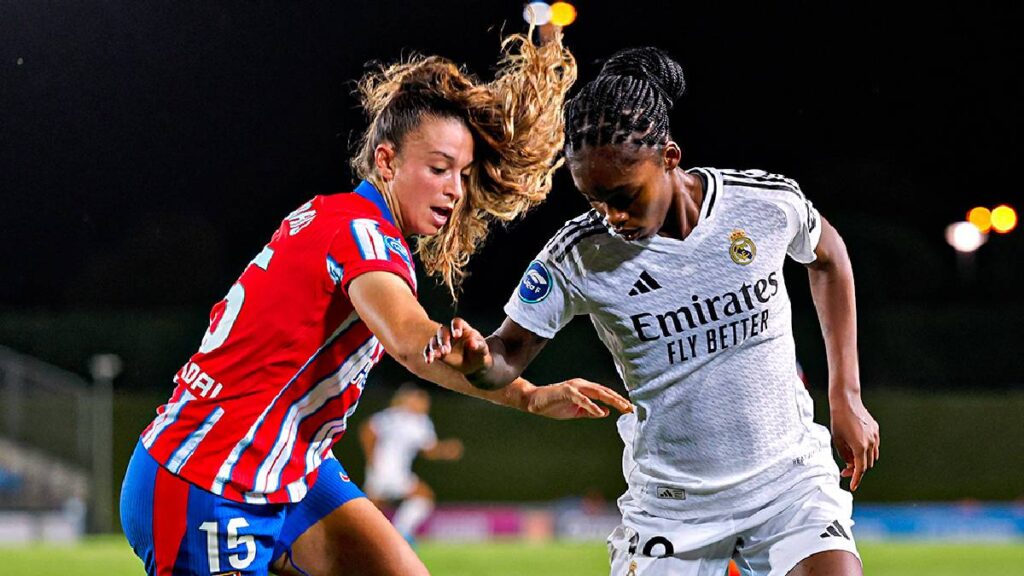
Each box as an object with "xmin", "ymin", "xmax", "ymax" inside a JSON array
[
  {"xmin": 525, "ymin": 378, "xmax": 633, "ymax": 420},
  {"xmin": 831, "ymin": 396, "xmax": 880, "ymax": 492},
  {"xmin": 422, "ymin": 317, "xmax": 492, "ymax": 377}
]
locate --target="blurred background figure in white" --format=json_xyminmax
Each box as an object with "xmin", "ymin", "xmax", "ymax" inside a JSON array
[{"xmin": 360, "ymin": 384, "xmax": 464, "ymax": 543}]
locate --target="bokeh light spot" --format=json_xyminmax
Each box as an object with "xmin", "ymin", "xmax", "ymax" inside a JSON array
[
  {"xmin": 990, "ymin": 205, "xmax": 1017, "ymax": 234},
  {"xmin": 945, "ymin": 221, "xmax": 987, "ymax": 253},
  {"xmin": 550, "ymin": 2, "xmax": 577, "ymax": 26},
  {"xmin": 967, "ymin": 206, "xmax": 991, "ymax": 233},
  {"xmin": 523, "ymin": 2, "xmax": 552, "ymax": 26}
]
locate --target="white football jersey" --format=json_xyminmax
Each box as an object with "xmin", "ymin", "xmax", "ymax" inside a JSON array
[
  {"xmin": 365, "ymin": 408, "xmax": 437, "ymax": 486},
  {"xmin": 505, "ymin": 167, "xmax": 838, "ymax": 519}
]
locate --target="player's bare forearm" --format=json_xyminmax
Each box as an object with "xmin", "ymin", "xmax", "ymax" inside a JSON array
[
  {"xmin": 353, "ymin": 273, "xmax": 630, "ymax": 420},
  {"xmin": 422, "ymin": 439, "xmax": 464, "ymax": 461},
  {"xmin": 806, "ymin": 217, "xmax": 861, "ymax": 404},
  {"xmin": 410, "ymin": 358, "xmax": 536, "ymax": 411},
  {"xmin": 348, "ymin": 271, "xmax": 534, "ymax": 411},
  {"xmin": 807, "ymin": 217, "xmax": 879, "ymax": 491},
  {"xmin": 469, "ymin": 317, "xmax": 550, "ymax": 389}
]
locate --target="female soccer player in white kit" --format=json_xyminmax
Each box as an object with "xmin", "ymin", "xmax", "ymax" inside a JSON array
[
  {"xmin": 360, "ymin": 385, "xmax": 463, "ymax": 542},
  {"xmin": 426, "ymin": 47, "xmax": 880, "ymax": 576}
]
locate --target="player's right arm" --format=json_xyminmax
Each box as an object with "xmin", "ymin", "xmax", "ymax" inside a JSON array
[
  {"xmin": 425, "ymin": 315, "xmax": 548, "ymax": 390},
  {"xmin": 423, "ymin": 230, "xmax": 633, "ymax": 416},
  {"xmin": 358, "ymin": 420, "xmax": 377, "ymax": 465},
  {"xmin": 349, "ymin": 271, "xmax": 630, "ymax": 419},
  {"xmin": 421, "ymin": 439, "xmax": 464, "ymax": 461}
]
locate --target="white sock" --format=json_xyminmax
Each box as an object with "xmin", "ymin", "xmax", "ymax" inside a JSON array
[{"xmin": 392, "ymin": 496, "xmax": 433, "ymax": 538}]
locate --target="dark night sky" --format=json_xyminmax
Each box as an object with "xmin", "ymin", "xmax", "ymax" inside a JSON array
[{"xmin": 3, "ymin": 1, "xmax": 1022, "ymax": 313}]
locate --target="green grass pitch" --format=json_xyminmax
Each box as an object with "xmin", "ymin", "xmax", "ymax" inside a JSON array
[{"xmin": 0, "ymin": 536, "xmax": 1021, "ymax": 575}]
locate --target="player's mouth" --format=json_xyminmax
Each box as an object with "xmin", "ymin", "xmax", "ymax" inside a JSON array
[{"xmin": 430, "ymin": 206, "xmax": 453, "ymax": 228}]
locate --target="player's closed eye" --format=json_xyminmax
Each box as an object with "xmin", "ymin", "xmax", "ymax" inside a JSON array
[{"xmin": 606, "ymin": 190, "xmax": 637, "ymax": 211}]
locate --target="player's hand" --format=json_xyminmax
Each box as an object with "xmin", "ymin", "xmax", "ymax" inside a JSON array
[
  {"xmin": 438, "ymin": 438, "xmax": 464, "ymax": 461},
  {"xmin": 422, "ymin": 317, "xmax": 493, "ymax": 376},
  {"xmin": 524, "ymin": 378, "xmax": 633, "ymax": 420},
  {"xmin": 830, "ymin": 394, "xmax": 880, "ymax": 492}
]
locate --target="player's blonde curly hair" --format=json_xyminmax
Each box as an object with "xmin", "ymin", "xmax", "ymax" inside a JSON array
[{"xmin": 351, "ymin": 30, "xmax": 576, "ymax": 297}]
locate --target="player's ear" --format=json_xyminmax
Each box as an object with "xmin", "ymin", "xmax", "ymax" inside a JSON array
[
  {"xmin": 662, "ymin": 141, "xmax": 682, "ymax": 171},
  {"xmin": 374, "ymin": 141, "xmax": 398, "ymax": 182}
]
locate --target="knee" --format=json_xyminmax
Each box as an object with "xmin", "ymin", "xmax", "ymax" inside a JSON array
[{"xmin": 412, "ymin": 482, "xmax": 435, "ymax": 500}]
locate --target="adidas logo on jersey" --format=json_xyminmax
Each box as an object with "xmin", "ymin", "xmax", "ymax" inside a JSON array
[
  {"xmin": 819, "ymin": 520, "xmax": 851, "ymax": 540},
  {"xmin": 653, "ymin": 485, "xmax": 686, "ymax": 500},
  {"xmin": 629, "ymin": 270, "xmax": 662, "ymax": 296}
]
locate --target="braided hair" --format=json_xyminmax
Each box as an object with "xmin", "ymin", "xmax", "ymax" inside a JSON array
[{"xmin": 565, "ymin": 47, "xmax": 685, "ymax": 154}]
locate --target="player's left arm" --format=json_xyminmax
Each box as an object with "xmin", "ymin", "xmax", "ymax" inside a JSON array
[{"xmin": 805, "ymin": 216, "xmax": 880, "ymax": 492}]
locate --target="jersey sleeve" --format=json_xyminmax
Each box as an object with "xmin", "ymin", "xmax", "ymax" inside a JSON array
[
  {"xmin": 781, "ymin": 183, "xmax": 822, "ymax": 264},
  {"xmin": 328, "ymin": 217, "xmax": 417, "ymax": 295},
  {"xmin": 503, "ymin": 246, "xmax": 586, "ymax": 340}
]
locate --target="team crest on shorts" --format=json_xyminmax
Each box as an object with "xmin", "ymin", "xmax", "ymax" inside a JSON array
[
  {"xmin": 729, "ymin": 229, "xmax": 756, "ymax": 265},
  {"xmin": 518, "ymin": 260, "xmax": 552, "ymax": 303}
]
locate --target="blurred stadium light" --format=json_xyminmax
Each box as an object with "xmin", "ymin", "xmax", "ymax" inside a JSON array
[
  {"xmin": 549, "ymin": 2, "xmax": 577, "ymax": 27},
  {"xmin": 523, "ymin": 2, "xmax": 552, "ymax": 25},
  {"xmin": 990, "ymin": 204, "xmax": 1017, "ymax": 234},
  {"xmin": 88, "ymin": 353, "xmax": 121, "ymax": 536},
  {"xmin": 945, "ymin": 221, "xmax": 987, "ymax": 253},
  {"xmin": 523, "ymin": 1, "xmax": 576, "ymax": 27},
  {"xmin": 967, "ymin": 206, "xmax": 992, "ymax": 233}
]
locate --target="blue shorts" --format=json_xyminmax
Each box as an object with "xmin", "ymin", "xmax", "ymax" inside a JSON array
[{"xmin": 120, "ymin": 441, "xmax": 365, "ymax": 575}]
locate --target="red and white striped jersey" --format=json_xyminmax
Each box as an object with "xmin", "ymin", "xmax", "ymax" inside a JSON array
[{"xmin": 140, "ymin": 181, "xmax": 416, "ymax": 504}]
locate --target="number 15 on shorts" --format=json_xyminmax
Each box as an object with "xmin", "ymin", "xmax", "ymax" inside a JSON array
[{"xmin": 199, "ymin": 517, "xmax": 256, "ymax": 573}]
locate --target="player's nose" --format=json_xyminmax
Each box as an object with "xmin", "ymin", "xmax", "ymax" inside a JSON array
[
  {"xmin": 445, "ymin": 173, "xmax": 464, "ymax": 202},
  {"xmin": 606, "ymin": 208, "xmax": 629, "ymax": 226}
]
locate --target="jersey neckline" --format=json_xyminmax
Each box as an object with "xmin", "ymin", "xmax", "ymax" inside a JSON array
[
  {"xmin": 353, "ymin": 180, "xmax": 398, "ymax": 228},
  {"xmin": 625, "ymin": 167, "xmax": 723, "ymax": 254}
]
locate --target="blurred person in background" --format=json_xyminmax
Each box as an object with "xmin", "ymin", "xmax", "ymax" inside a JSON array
[
  {"xmin": 427, "ymin": 46, "xmax": 879, "ymax": 576},
  {"xmin": 120, "ymin": 29, "xmax": 632, "ymax": 576},
  {"xmin": 359, "ymin": 384, "xmax": 463, "ymax": 544}
]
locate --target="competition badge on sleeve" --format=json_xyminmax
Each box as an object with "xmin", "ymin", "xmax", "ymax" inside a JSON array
[{"xmin": 518, "ymin": 260, "xmax": 552, "ymax": 303}]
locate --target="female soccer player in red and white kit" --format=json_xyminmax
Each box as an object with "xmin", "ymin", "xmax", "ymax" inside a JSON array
[{"xmin": 120, "ymin": 30, "xmax": 631, "ymax": 576}]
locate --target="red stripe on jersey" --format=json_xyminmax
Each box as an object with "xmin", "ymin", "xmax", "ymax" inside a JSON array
[
  {"xmin": 153, "ymin": 465, "xmax": 190, "ymax": 575},
  {"xmin": 230, "ymin": 326, "xmax": 380, "ymax": 497}
]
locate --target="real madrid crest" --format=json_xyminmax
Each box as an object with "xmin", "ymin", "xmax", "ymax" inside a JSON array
[{"xmin": 729, "ymin": 229, "xmax": 756, "ymax": 265}]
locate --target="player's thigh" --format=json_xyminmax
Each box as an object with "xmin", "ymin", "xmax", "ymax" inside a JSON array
[
  {"xmin": 274, "ymin": 499, "xmax": 427, "ymax": 576},
  {"xmin": 271, "ymin": 458, "xmax": 427, "ymax": 576},
  {"xmin": 121, "ymin": 442, "xmax": 286, "ymax": 576},
  {"xmin": 787, "ymin": 550, "xmax": 861, "ymax": 576},
  {"xmin": 739, "ymin": 480, "xmax": 861, "ymax": 576},
  {"xmin": 607, "ymin": 522, "xmax": 734, "ymax": 576},
  {"xmin": 409, "ymin": 476, "xmax": 434, "ymax": 499}
]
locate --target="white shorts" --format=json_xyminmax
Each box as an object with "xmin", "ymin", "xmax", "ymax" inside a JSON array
[
  {"xmin": 363, "ymin": 469, "xmax": 418, "ymax": 501},
  {"xmin": 608, "ymin": 478, "xmax": 859, "ymax": 576}
]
